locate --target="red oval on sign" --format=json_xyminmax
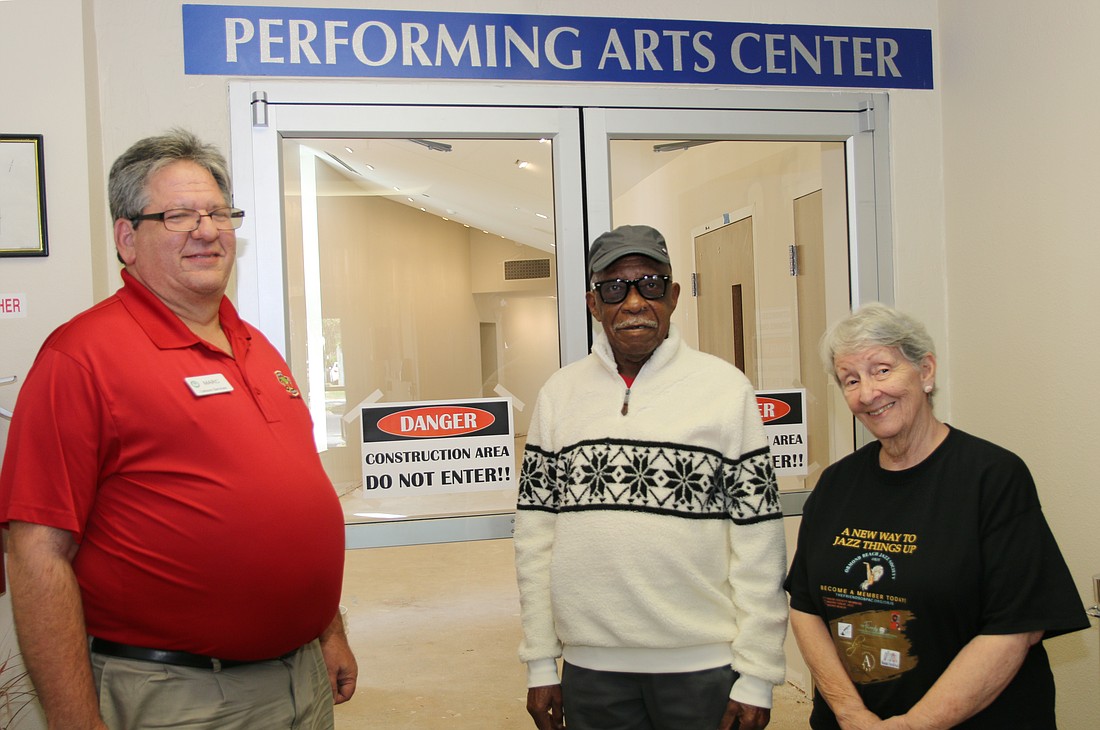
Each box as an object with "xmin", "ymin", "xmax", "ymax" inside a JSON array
[
  {"xmin": 377, "ymin": 406, "xmax": 495, "ymax": 438},
  {"xmin": 756, "ymin": 397, "xmax": 792, "ymax": 423}
]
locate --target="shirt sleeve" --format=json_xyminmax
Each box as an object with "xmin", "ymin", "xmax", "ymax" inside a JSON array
[
  {"xmin": 977, "ymin": 452, "xmax": 1089, "ymax": 638},
  {"xmin": 0, "ymin": 348, "xmax": 114, "ymax": 540},
  {"xmin": 725, "ymin": 384, "xmax": 788, "ymax": 688},
  {"xmin": 514, "ymin": 391, "xmax": 564, "ymax": 674}
]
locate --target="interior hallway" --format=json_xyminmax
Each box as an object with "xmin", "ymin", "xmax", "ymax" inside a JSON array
[{"xmin": 335, "ymin": 538, "xmax": 812, "ymax": 729}]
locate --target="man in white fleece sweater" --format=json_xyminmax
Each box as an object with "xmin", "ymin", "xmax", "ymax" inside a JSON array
[{"xmin": 514, "ymin": 224, "xmax": 788, "ymax": 730}]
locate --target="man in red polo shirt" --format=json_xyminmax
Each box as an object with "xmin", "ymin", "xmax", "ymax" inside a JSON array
[{"xmin": 0, "ymin": 130, "xmax": 356, "ymax": 729}]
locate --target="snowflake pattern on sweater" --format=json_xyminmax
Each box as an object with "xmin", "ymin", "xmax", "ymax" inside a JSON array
[{"xmin": 519, "ymin": 439, "xmax": 779, "ymax": 523}]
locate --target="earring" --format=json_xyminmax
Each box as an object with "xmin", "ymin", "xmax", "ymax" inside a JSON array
[{"xmin": 924, "ymin": 385, "xmax": 933, "ymax": 393}]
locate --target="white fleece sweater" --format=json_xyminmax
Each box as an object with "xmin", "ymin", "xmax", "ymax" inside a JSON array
[{"xmin": 514, "ymin": 326, "xmax": 788, "ymax": 709}]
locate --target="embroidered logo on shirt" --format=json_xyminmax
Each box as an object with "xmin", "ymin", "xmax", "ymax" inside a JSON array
[{"xmin": 274, "ymin": 370, "xmax": 301, "ymax": 397}]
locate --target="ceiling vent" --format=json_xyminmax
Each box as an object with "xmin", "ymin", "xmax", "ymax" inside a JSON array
[{"xmin": 504, "ymin": 258, "xmax": 551, "ymax": 280}]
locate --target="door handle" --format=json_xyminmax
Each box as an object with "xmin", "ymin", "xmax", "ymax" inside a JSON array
[
  {"xmin": 0, "ymin": 375, "xmax": 15, "ymax": 420},
  {"xmin": 1089, "ymin": 574, "xmax": 1100, "ymax": 620}
]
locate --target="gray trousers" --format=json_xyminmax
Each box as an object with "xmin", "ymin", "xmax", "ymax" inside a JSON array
[
  {"xmin": 561, "ymin": 661, "xmax": 737, "ymax": 730},
  {"xmin": 91, "ymin": 639, "xmax": 333, "ymax": 730}
]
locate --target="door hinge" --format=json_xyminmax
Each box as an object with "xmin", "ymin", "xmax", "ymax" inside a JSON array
[
  {"xmin": 691, "ymin": 272, "xmax": 698, "ymax": 297},
  {"xmin": 859, "ymin": 102, "xmax": 875, "ymax": 132},
  {"xmin": 788, "ymin": 244, "xmax": 800, "ymax": 277},
  {"xmin": 251, "ymin": 91, "xmax": 269, "ymax": 128}
]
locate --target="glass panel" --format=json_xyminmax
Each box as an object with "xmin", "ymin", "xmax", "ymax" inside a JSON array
[
  {"xmin": 281, "ymin": 137, "xmax": 560, "ymax": 525},
  {"xmin": 607, "ymin": 140, "xmax": 855, "ymax": 491}
]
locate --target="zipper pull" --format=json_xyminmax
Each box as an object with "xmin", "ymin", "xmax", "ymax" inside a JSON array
[{"xmin": 621, "ymin": 387, "xmax": 631, "ymax": 416}]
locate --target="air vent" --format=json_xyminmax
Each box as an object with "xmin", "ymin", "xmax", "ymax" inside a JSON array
[{"xmin": 504, "ymin": 258, "xmax": 551, "ymax": 280}]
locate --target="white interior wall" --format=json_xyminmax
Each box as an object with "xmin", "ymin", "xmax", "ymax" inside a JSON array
[
  {"xmin": 469, "ymin": 231, "xmax": 561, "ymax": 440},
  {"xmin": 939, "ymin": 1, "xmax": 1100, "ymax": 725}
]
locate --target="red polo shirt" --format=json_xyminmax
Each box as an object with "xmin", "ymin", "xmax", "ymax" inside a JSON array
[{"xmin": 0, "ymin": 271, "xmax": 344, "ymax": 660}]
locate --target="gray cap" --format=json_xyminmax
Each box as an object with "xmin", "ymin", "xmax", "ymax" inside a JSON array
[{"xmin": 588, "ymin": 225, "xmax": 670, "ymax": 276}]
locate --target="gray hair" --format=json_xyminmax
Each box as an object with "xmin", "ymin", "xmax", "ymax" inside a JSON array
[
  {"xmin": 820, "ymin": 302, "xmax": 936, "ymax": 386},
  {"xmin": 108, "ymin": 129, "xmax": 232, "ymax": 223}
]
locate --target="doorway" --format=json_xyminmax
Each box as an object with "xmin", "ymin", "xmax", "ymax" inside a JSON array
[{"xmin": 229, "ymin": 82, "xmax": 892, "ymax": 539}]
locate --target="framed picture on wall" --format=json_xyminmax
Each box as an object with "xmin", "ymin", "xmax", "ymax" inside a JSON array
[{"xmin": 0, "ymin": 134, "xmax": 49, "ymax": 257}]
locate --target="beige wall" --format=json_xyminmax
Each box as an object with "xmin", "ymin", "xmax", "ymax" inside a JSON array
[
  {"xmin": 0, "ymin": 1, "xmax": 94, "ymax": 726},
  {"xmin": 310, "ymin": 187, "xmax": 483, "ymax": 487},
  {"xmin": 3, "ymin": 0, "xmax": 1097, "ymax": 727},
  {"xmin": 940, "ymin": 1, "xmax": 1100, "ymax": 723}
]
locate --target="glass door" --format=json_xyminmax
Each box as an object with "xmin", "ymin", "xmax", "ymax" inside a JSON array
[
  {"xmin": 235, "ymin": 103, "xmax": 585, "ymax": 547},
  {"xmin": 583, "ymin": 107, "xmax": 890, "ymax": 503},
  {"xmin": 230, "ymin": 85, "xmax": 893, "ymax": 543}
]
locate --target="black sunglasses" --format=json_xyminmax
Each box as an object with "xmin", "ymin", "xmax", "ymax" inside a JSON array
[{"xmin": 591, "ymin": 275, "xmax": 671, "ymax": 304}]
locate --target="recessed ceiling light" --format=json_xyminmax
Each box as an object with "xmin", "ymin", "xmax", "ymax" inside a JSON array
[
  {"xmin": 515, "ymin": 159, "xmax": 530, "ymax": 169},
  {"xmin": 344, "ymin": 146, "xmax": 354, "ymax": 154},
  {"xmin": 365, "ymin": 163, "xmax": 375, "ymax": 171},
  {"xmin": 535, "ymin": 212, "xmax": 549, "ymax": 219}
]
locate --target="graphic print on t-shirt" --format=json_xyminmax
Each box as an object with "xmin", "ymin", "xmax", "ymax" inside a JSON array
[
  {"xmin": 820, "ymin": 526, "xmax": 922, "ymax": 685},
  {"xmin": 829, "ymin": 608, "xmax": 916, "ymax": 683}
]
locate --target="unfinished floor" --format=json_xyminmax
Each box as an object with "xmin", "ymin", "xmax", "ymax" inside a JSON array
[{"xmin": 335, "ymin": 538, "xmax": 812, "ymax": 729}]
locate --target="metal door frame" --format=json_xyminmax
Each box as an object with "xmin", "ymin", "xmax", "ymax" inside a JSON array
[{"xmin": 228, "ymin": 80, "xmax": 893, "ymax": 545}]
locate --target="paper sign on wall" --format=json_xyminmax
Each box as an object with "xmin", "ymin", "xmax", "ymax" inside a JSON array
[
  {"xmin": 360, "ymin": 397, "xmax": 515, "ymax": 497},
  {"xmin": 755, "ymin": 388, "xmax": 808, "ymax": 476}
]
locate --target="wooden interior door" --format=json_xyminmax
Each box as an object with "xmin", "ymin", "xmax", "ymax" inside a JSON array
[{"xmin": 695, "ymin": 218, "xmax": 758, "ymax": 385}]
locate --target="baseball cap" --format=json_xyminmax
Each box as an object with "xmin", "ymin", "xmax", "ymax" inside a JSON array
[{"xmin": 588, "ymin": 225, "xmax": 670, "ymax": 276}]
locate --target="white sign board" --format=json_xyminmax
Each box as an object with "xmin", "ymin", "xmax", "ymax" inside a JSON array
[
  {"xmin": 755, "ymin": 388, "xmax": 808, "ymax": 476},
  {"xmin": 360, "ymin": 397, "xmax": 515, "ymax": 497}
]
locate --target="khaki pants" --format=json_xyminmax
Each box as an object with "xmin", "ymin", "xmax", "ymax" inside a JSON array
[{"xmin": 91, "ymin": 639, "xmax": 333, "ymax": 730}]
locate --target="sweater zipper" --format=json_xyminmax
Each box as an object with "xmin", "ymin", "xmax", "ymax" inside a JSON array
[{"xmin": 621, "ymin": 386, "xmax": 631, "ymax": 416}]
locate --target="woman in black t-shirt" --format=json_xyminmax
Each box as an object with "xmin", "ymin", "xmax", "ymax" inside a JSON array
[{"xmin": 784, "ymin": 303, "xmax": 1088, "ymax": 729}]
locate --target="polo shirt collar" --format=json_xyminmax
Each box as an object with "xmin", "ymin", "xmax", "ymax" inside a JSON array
[{"xmin": 116, "ymin": 268, "xmax": 252, "ymax": 351}]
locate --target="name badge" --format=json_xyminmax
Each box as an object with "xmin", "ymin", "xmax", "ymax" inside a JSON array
[{"xmin": 185, "ymin": 373, "xmax": 234, "ymax": 397}]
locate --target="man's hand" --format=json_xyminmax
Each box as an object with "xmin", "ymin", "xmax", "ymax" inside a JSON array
[
  {"xmin": 526, "ymin": 684, "xmax": 565, "ymax": 730},
  {"xmin": 719, "ymin": 699, "xmax": 770, "ymax": 730},
  {"xmin": 319, "ymin": 613, "xmax": 358, "ymax": 704}
]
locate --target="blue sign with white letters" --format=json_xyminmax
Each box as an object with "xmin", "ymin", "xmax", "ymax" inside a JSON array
[{"xmin": 182, "ymin": 5, "xmax": 933, "ymax": 89}]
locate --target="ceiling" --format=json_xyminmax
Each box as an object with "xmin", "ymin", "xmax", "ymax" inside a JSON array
[
  {"xmin": 289, "ymin": 136, "xmax": 558, "ymax": 252},
  {"xmin": 284, "ymin": 137, "xmax": 789, "ymax": 253}
]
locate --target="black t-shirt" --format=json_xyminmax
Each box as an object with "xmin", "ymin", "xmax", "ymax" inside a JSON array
[{"xmin": 785, "ymin": 427, "xmax": 1088, "ymax": 728}]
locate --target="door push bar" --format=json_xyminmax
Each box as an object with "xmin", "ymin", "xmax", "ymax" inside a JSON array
[{"xmin": 0, "ymin": 375, "xmax": 15, "ymax": 420}]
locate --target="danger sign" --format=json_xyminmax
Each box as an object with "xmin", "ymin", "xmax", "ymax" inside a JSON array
[
  {"xmin": 755, "ymin": 389, "xmax": 808, "ymax": 476},
  {"xmin": 360, "ymin": 397, "xmax": 515, "ymax": 497}
]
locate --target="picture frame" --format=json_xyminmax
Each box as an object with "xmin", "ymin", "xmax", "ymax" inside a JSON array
[{"xmin": 0, "ymin": 134, "xmax": 49, "ymax": 257}]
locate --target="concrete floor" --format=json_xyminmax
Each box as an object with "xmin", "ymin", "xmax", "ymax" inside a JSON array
[{"xmin": 335, "ymin": 538, "xmax": 812, "ymax": 729}]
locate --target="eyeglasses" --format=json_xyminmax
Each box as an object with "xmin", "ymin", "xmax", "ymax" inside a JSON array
[
  {"xmin": 132, "ymin": 207, "xmax": 245, "ymax": 232},
  {"xmin": 591, "ymin": 275, "xmax": 671, "ymax": 304}
]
